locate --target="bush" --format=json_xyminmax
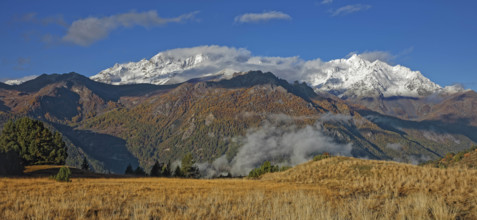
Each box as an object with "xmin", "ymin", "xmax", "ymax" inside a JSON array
[
  {"xmin": 313, "ymin": 152, "xmax": 331, "ymax": 161},
  {"xmin": 454, "ymin": 152, "xmax": 465, "ymax": 162},
  {"xmin": 248, "ymin": 161, "xmax": 287, "ymax": 178},
  {"xmin": 54, "ymin": 166, "xmax": 71, "ymax": 182}
]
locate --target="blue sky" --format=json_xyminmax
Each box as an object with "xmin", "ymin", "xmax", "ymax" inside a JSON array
[{"xmin": 1, "ymin": 0, "xmax": 476, "ymax": 89}]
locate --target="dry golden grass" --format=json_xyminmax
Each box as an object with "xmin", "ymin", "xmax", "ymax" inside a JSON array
[{"xmin": 1, "ymin": 157, "xmax": 476, "ymax": 219}]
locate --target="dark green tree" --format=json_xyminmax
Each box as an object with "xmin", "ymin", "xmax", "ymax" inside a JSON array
[
  {"xmin": 150, "ymin": 160, "xmax": 163, "ymax": 177},
  {"xmin": 0, "ymin": 117, "xmax": 67, "ymax": 165},
  {"xmin": 81, "ymin": 157, "xmax": 90, "ymax": 171},
  {"xmin": 173, "ymin": 165, "xmax": 183, "ymax": 177},
  {"xmin": 125, "ymin": 163, "xmax": 134, "ymax": 174},
  {"xmin": 181, "ymin": 153, "xmax": 200, "ymax": 178},
  {"xmin": 161, "ymin": 160, "xmax": 171, "ymax": 177},
  {"xmin": 0, "ymin": 120, "xmax": 18, "ymax": 153},
  {"xmin": 54, "ymin": 166, "xmax": 71, "ymax": 182},
  {"xmin": 52, "ymin": 132, "xmax": 67, "ymax": 164},
  {"xmin": 248, "ymin": 161, "xmax": 281, "ymax": 178},
  {"xmin": 134, "ymin": 166, "xmax": 146, "ymax": 176}
]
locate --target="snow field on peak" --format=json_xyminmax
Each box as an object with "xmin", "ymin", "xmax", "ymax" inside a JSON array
[{"xmin": 91, "ymin": 45, "xmax": 460, "ymax": 97}]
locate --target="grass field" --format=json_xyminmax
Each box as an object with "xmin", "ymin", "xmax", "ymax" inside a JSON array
[{"xmin": 1, "ymin": 157, "xmax": 476, "ymax": 219}]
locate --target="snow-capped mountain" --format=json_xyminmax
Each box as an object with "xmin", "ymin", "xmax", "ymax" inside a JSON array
[
  {"xmin": 91, "ymin": 45, "xmax": 461, "ymax": 98},
  {"xmin": 305, "ymin": 54, "xmax": 442, "ymax": 98}
]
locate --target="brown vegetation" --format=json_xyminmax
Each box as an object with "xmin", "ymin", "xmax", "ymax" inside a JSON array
[
  {"xmin": 423, "ymin": 145, "xmax": 477, "ymax": 169},
  {"xmin": 1, "ymin": 157, "xmax": 475, "ymax": 219}
]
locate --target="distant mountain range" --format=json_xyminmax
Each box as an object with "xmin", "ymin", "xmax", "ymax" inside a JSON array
[
  {"xmin": 90, "ymin": 46, "xmax": 465, "ymax": 98},
  {"xmin": 0, "ymin": 70, "xmax": 476, "ymax": 175}
]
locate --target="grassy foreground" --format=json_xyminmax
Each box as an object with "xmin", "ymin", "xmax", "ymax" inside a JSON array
[{"xmin": 1, "ymin": 157, "xmax": 476, "ymax": 219}]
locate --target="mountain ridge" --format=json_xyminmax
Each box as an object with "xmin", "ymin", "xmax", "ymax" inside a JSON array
[{"xmin": 90, "ymin": 46, "xmax": 465, "ymax": 99}]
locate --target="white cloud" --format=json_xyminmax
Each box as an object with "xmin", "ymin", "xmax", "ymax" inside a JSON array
[
  {"xmin": 235, "ymin": 11, "xmax": 292, "ymax": 23},
  {"xmin": 199, "ymin": 118, "xmax": 352, "ymax": 177},
  {"xmin": 332, "ymin": 4, "xmax": 371, "ymax": 16},
  {"xmin": 321, "ymin": 0, "xmax": 333, "ymax": 4},
  {"xmin": 354, "ymin": 51, "xmax": 396, "ymax": 63},
  {"xmin": 4, "ymin": 75, "xmax": 38, "ymax": 85},
  {"xmin": 62, "ymin": 10, "xmax": 199, "ymax": 46}
]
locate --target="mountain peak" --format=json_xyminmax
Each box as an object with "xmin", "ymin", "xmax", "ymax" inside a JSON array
[
  {"xmin": 90, "ymin": 46, "xmax": 458, "ymax": 98},
  {"xmin": 309, "ymin": 54, "xmax": 443, "ymax": 98}
]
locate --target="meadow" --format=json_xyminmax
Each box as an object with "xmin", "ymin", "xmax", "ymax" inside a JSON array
[{"xmin": 1, "ymin": 157, "xmax": 476, "ymax": 219}]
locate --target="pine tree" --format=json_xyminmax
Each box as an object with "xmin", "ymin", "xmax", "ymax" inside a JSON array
[
  {"xmin": 125, "ymin": 163, "xmax": 134, "ymax": 174},
  {"xmin": 173, "ymin": 165, "xmax": 183, "ymax": 177},
  {"xmin": 134, "ymin": 166, "xmax": 146, "ymax": 176},
  {"xmin": 52, "ymin": 132, "xmax": 67, "ymax": 164},
  {"xmin": 150, "ymin": 160, "xmax": 162, "ymax": 177},
  {"xmin": 181, "ymin": 153, "xmax": 199, "ymax": 178},
  {"xmin": 0, "ymin": 120, "xmax": 19, "ymax": 153},
  {"xmin": 81, "ymin": 157, "xmax": 89, "ymax": 171},
  {"xmin": 0, "ymin": 117, "xmax": 67, "ymax": 165},
  {"xmin": 162, "ymin": 160, "xmax": 171, "ymax": 177},
  {"xmin": 54, "ymin": 166, "xmax": 71, "ymax": 182}
]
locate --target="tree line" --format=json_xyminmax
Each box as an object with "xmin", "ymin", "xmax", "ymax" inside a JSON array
[{"xmin": 125, "ymin": 152, "xmax": 200, "ymax": 178}]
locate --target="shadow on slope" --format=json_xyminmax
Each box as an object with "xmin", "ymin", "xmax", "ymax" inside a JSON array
[
  {"xmin": 52, "ymin": 123, "xmax": 139, "ymax": 174},
  {"xmin": 0, "ymin": 100, "xmax": 9, "ymax": 112}
]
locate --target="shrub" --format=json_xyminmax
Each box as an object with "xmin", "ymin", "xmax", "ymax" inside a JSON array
[
  {"xmin": 248, "ymin": 161, "xmax": 287, "ymax": 178},
  {"xmin": 313, "ymin": 152, "xmax": 331, "ymax": 161},
  {"xmin": 54, "ymin": 166, "xmax": 71, "ymax": 182},
  {"xmin": 454, "ymin": 152, "xmax": 465, "ymax": 162}
]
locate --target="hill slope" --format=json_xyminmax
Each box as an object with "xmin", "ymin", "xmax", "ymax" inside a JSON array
[
  {"xmin": 261, "ymin": 156, "xmax": 477, "ymax": 218},
  {"xmin": 423, "ymin": 145, "xmax": 477, "ymax": 169}
]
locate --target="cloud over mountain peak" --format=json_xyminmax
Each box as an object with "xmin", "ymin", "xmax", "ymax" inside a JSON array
[{"xmin": 91, "ymin": 45, "xmax": 459, "ymax": 98}]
